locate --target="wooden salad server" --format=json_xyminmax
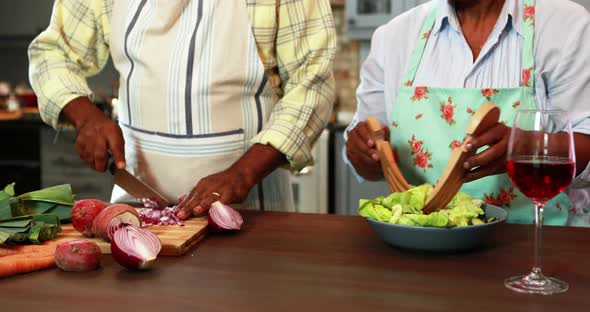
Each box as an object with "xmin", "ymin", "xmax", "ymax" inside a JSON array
[
  {"xmin": 366, "ymin": 102, "xmax": 500, "ymax": 214},
  {"xmin": 366, "ymin": 117, "xmax": 411, "ymax": 193}
]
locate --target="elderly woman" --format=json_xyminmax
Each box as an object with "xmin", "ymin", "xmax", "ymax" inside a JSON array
[{"xmin": 345, "ymin": 0, "xmax": 590, "ymax": 226}]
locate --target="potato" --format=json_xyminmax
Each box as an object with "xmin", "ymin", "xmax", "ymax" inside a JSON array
[{"xmin": 55, "ymin": 240, "xmax": 101, "ymax": 272}]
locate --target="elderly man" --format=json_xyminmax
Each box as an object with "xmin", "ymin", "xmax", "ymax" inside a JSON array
[{"xmin": 29, "ymin": 0, "xmax": 336, "ymax": 218}]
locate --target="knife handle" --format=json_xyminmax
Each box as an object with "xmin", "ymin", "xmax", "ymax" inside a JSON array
[{"xmin": 107, "ymin": 152, "xmax": 117, "ymax": 175}]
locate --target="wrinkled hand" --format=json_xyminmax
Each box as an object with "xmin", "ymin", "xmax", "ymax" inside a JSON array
[
  {"xmin": 463, "ymin": 122, "xmax": 510, "ymax": 182},
  {"xmin": 64, "ymin": 97, "xmax": 126, "ymax": 172},
  {"xmin": 176, "ymin": 167, "xmax": 255, "ymax": 220},
  {"xmin": 345, "ymin": 121, "xmax": 390, "ymax": 181}
]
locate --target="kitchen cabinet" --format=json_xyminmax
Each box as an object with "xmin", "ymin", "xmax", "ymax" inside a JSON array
[
  {"xmin": 575, "ymin": 0, "xmax": 590, "ymax": 9},
  {"xmin": 0, "ymin": 0, "xmax": 54, "ymax": 37},
  {"xmin": 291, "ymin": 130, "xmax": 329, "ymax": 214},
  {"xmin": 40, "ymin": 127, "xmax": 114, "ymax": 201},
  {"xmin": 0, "ymin": 121, "xmax": 41, "ymax": 194},
  {"xmin": 332, "ymin": 127, "xmax": 390, "ymax": 215},
  {"xmin": 346, "ymin": 0, "xmax": 429, "ymax": 39}
]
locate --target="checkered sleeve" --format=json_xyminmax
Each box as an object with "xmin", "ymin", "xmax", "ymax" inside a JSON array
[
  {"xmin": 28, "ymin": 0, "xmax": 112, "ymax": 128},
  {"xmin": 249, "ymin": 0, "xmax": 337, "ymax": 171}
]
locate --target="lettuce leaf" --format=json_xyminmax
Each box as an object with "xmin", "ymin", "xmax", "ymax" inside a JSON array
[
  {"xmin": 400, "ymin": 212, "xmax": 449, "ymax": 227},
  {"xmin": 359, "ymin": 200, "xmax": 392, "ymax": 222}
]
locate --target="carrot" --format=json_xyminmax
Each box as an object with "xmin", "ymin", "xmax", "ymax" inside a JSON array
[
  {"xmin": 0, "ymin": 243, "xmax": 57, "ymax": 257},
  {"xmin": 0, "ymin": 253, "xmax": 56, "ymax": 278}
]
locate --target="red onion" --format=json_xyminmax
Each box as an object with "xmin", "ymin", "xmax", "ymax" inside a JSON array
[
  {"xmin": 208, "ymin": 201, "xmax": 243, "ymax": 232},
  {"xmin": 111, "ymin": 225, "xmax": 162, "ymax": 270},
  {"xmin": 137, "ymin": 197, "xmax": 184, "ymax": 226}
]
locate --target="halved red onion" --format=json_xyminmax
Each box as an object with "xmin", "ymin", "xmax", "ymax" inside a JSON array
[
  {"xmin": 208, "ymin": 201, "xmax": 243, "ymax": 232},
  {"xmin": 106, "ymin": 212, "xmax": 141, "ymax": 241},
  {"xmin": 111, "ymin": 225, "xmax": 162, "ymax": 270}
]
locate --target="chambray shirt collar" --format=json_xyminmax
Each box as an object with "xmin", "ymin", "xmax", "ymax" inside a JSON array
[{"xmin": 431, "ymin": 0, "xmax": 523, "ymax": 37}]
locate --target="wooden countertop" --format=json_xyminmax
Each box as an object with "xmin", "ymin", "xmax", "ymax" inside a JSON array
[{"xmin": 1, "ymin": 211, "xmax": 588, "ymax": 312}]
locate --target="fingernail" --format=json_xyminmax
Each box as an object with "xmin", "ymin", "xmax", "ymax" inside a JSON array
[
  {"xmin": 463, "ymin": 162, "xmax": 470, "ymax": 169},
  {"xmin": 193, "ymin": 206, "xmax": 202, "ymax": 215},
  {"xmin": 372, "ymin": 153, "xmax": 379, "ymax": 161},
  {"xmin": 117, "ymin": 161, "xmax": 126, "ymax": 169},
  {"xmin": 465, "ymin": 143, "xmax": 473, "ymax": 151},
  {"xmin": 178, "ymin": 211, "xmax": 186, "ymax": 219},
  {"xmin": 367, "ymin": 139, "xmax": 374, "ymax": 146}
]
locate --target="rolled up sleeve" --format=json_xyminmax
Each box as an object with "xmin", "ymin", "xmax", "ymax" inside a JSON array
[
  {"xmin": 28, "ymin": 0, "xmax": 111, "ymax": 128},
  {"xmin": 250, "ymin": 0, "xmax": 336, "ymax": 171}
]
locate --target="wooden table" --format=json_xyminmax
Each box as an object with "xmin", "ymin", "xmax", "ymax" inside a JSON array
[{"xmin": 1, "ymin": 211, "xmax": 588, "ymax": 311}]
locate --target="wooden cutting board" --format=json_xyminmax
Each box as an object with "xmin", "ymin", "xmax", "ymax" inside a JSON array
[{"xmin": 56, "ymin": 217, "xmax": 208, "ymax": 256}]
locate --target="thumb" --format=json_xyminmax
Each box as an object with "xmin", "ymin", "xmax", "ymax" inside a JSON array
[
  {"xmin": 383, "ymin": 125, "xmax": 391, "ymax": 142},
  {"xmin": 106, "ymin": 131, "xmax": 126, "ymax": 169}
]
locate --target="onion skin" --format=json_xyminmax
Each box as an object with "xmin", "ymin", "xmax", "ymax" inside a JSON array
[
  {"xmin": 208, "ymin": 202, "xmax": 243, "ymax": 232},
  {"xmin": 92, "ymin": 204, "xmax": 141, "ymax": 241},
  {"xmin": 55, "ymin": 240, "xmax": 102, "ymax": 272},
  {"xmin": 111, "ymin": 226, "xmax": 162, "ymax": 270},
  {"xmin": 71, "ymin": 199, "xmax": 108, "ymax": 237}
]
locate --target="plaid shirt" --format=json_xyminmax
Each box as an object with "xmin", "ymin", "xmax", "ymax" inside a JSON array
[{"xmin": 28, "ymin": 0, "xmax": 336, "ymax": 171}]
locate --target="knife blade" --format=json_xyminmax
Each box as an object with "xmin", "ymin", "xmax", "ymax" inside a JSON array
[{"xmin": 108, "ymin": 161, "xmax": 169, "ymax": 208}]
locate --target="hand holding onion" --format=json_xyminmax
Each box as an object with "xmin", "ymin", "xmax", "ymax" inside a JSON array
[
  {"xmin": 176, "ymin": 144, "xmax": 286, "ymax": 219},
  {"xmin": 175, "ymin": 167, "xmax": 255, "ymax": 220}
]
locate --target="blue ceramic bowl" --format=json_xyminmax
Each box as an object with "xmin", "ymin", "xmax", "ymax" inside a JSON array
[{"xmin": 366, "ymin": 205, "xmax": 507, "ymax": 252}]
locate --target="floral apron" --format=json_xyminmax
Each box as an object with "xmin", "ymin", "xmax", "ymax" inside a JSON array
[{"xmin": 390, "ymin": 0, "xmax": 571, "ymax": 225}]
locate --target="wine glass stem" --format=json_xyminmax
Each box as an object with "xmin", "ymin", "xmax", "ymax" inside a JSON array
[{"xmin": 532, "ymin": 201, "xmax": 545, "ymax": 277}]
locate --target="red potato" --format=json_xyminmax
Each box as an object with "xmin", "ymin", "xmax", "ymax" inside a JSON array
[
  {"xmin": 71, "ymin": 199, "xmax": 108, "ymax": 237},
  {"xmin": 92, "ymin": 204, "xmax": 141, "ymax": 241},
  {"xmin": 54, "ymin": 240, "xmax": 101, "ymax": 272}
]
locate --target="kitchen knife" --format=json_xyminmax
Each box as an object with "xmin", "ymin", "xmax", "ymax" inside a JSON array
[{"xmin": 108, "ymin": 161, "xmax": 170, "ymax": 208}]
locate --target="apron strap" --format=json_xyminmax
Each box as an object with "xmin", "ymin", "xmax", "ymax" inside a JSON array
[
  {"xmin": 521, "ymin": 0, "xmax": 536, "ymax": 93},
  {"xmin": 402, "ymin": 5, "xmax": 438, "ymax": 85},
  {"xmin": 403, "ymin": 0, "xmax": 537, "ymax": 90}
]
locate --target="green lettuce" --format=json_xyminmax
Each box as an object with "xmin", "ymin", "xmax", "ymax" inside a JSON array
[{"xmin": 359, "ymin": 184, "xmax": 490, "ymax": 228}]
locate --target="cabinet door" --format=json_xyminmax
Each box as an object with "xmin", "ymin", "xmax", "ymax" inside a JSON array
[
  {"xmin": 0, "ymin": 0, "xmax": 53, "ymax": 37},
  {"xmin": 333, "ymin": 130, "xmax": 390, "ymax": 215},
  {"xmin": 40, "ymin": 127, "xmax": 114, "ymax": 202},
  {"xmin": 35, "ymin": 0, "xmax": 54, "ymax": 33}
]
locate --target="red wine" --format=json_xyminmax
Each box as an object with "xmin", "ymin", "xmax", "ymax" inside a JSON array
[{"xmin": 507, "ymin": 157, "xmax": 575, "ymax": 201}]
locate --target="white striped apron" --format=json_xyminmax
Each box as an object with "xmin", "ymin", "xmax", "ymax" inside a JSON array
[{"xmin": 108, "ymin": 0, "xmax": 294, "ymax": 211}]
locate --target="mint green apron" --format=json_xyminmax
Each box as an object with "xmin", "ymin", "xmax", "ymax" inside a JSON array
[{"xmin": 390, "ymin": 0, "xmax": 571, "ymax": 225}]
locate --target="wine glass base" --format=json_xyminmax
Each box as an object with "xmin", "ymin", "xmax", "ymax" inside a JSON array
[{"xmin": 505, "ymin": 273, "xmax": 569, "ymax": 295}]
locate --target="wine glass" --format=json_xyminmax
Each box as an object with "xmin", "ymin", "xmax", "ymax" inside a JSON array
[{"xmin": 505, "ymin": 110, "xmax": 576, "ymax": 295}]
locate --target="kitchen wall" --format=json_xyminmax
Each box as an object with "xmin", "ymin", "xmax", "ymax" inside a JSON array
[
  {"xmin": 332, "ymin": 4, "xmax": 362, "ymax": 118},
  {"xmin": 0, "ymin": 44, "xmax": 118, "ymax": 95}
]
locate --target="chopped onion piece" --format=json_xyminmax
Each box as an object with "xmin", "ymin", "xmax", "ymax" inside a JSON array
[{"xmin": 137, "ymin": 198, "xmax": 184, "ymax": 227}]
